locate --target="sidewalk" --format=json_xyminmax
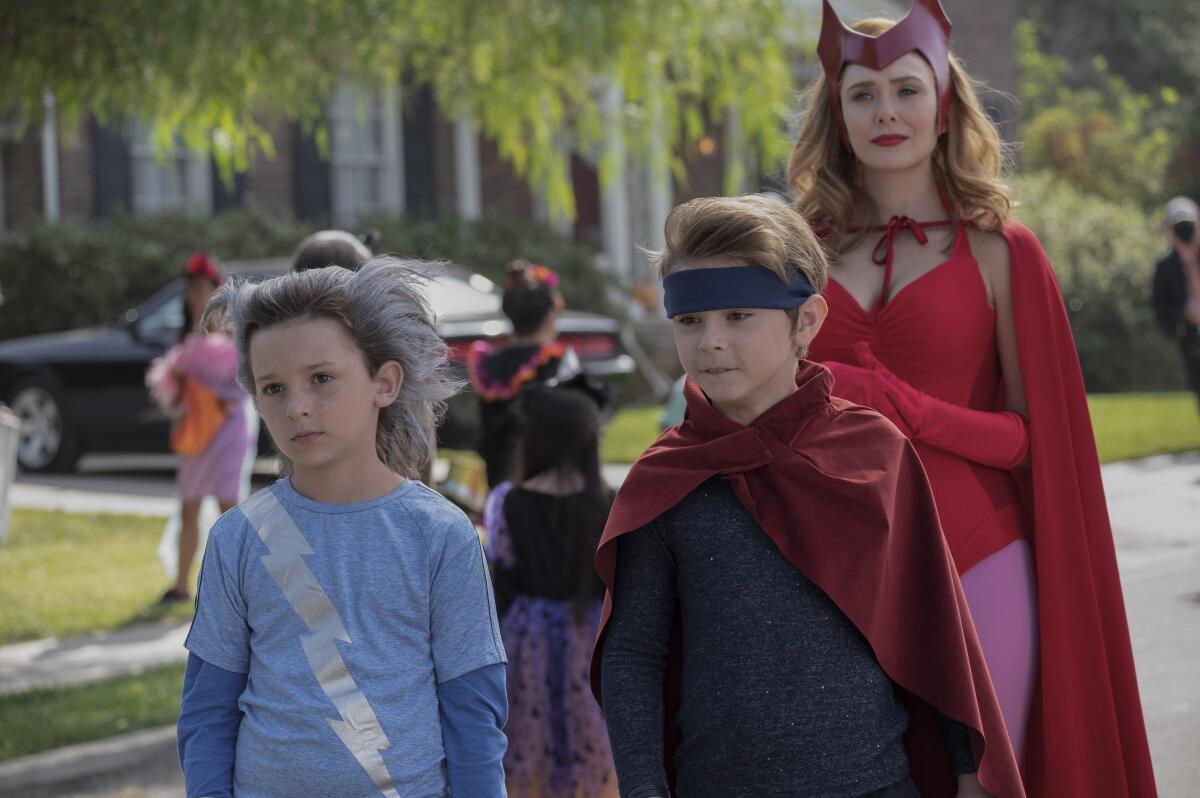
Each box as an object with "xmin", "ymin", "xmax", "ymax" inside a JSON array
[
  {"xmin": 0, "ymin": 622, "xmax": 189, "ymax": 697},
  {"xmin": 10, "ymin": 461, "xmax": 635, "ymax": 518},
  {"xmin": 1, "ymin": 456, "xmax": 1192, "ymax": 694},
  {"xmin": 1, "ymin": 461, "xmax": 636, "ymax": 697}
]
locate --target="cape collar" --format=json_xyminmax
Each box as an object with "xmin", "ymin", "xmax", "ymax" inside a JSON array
[{"xmin": 681, "ymin": 361, "xmax": 834, "ymax": 442}]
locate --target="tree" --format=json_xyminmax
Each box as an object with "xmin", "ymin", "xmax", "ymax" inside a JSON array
[
  {"xmin": 0, "ymin": 1, "xmax": 799, "ymax": 218},
  {"xmin": 1023, "ymin": 0, "xmax": 1200, "ymax": 99},
  {"xmin": 1015, "ymin": 20, "xmax": 1179, "ymax": 209},
  {"xmin": 1020, "ymin": 0, "xmax": 1200, "ymax": 199}
]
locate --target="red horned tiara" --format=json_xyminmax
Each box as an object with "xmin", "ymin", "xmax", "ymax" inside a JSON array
[{"xmin": 817, "ymin": 0, "xmax": 954, "ymax": 147}]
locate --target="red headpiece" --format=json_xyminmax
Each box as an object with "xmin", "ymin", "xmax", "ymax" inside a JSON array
[
  {"xmin": 817, "ymin": 0, "xmax": 954, "ymax": 147},
  {"xmin": 185, "ymin": 251, "xmax": 224, "ymax": 285}
]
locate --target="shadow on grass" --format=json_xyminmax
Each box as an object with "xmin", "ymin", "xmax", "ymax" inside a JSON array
[{"xmin": 116, "ymin": 599, "xmax": 195, "ymax": 632}]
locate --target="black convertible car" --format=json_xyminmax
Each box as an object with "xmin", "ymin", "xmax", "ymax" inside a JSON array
[{"xmin": 0, "ymin": 259, "xmax": 636, "ymax": 472}]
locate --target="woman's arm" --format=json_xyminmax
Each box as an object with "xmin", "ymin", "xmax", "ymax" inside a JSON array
[
  {"xmin": 842, "ymin": 230, "xmax": 1031, "ymax": 470},
  {"xmin": 854, "ymin": 340, "xmax": 1030, "ymax": 470},
  {"xmin": 177, "ymin": 653, "xmax": 247, "ymax": 798},
  {"xmin": 975, "ymin": 230, "xmax": 1029, "ymax": 417}
]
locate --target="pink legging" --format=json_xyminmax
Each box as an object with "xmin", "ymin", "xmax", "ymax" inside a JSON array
[{"xmin": 959, "ymin": 538, "xmax": 1039, "ymax": 766}]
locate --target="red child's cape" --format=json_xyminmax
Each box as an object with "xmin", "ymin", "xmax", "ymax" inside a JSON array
[
  {"xmin": 590, "ymin": 363, "xmax": 1025, "ymax": 798},
  {"xmin": 1002, "ymin": 221, "xmax": 1157, "ymax": 796}
]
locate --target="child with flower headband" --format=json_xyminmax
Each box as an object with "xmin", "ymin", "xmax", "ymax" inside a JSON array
[{"xmin": 470, "ymin": 260, "xmax": 606, "ymax": 488}]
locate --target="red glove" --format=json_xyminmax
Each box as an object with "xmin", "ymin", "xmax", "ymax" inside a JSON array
[
  {"xmin": 822, "ymin": 360, "xmax": 913, "ymax": 437},
  {"xmin": 853, "ymin": 342, "xmax": 1029, "ymax": 470}
]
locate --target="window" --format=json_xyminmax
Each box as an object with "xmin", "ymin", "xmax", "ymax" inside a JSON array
[
  {"xmin": 129, "ymin": 122, "xmax": 212, "ymax": 215},
  {"xmin": 136, "ymin": 292, "xmax": 184, "ymax": 341},
  {"xmin": 329, "ymin": 84, "xmax": 403, "ymax": 226}
]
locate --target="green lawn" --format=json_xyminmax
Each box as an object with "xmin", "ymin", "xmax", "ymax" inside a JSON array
[
  {"xmin": 0, "ymin": 390, "xmax": 1191, "ymax": 761},
  {"xmin": 0, "ymin": 391, "xmax": 1193, "ymax": 649},
  {"xmin": 1088, "ymin": 392, "xmax": 1200, "ymax": 464},
  {"xmin": 0, "ymin": 510, "xmax": 194, "ymax": 645},
  {"xmin": 0, "ymin": 663, "xmax": 184, "ymax": 762},
  {"xmin": 601, "ymin": 404, "xmax": 664, "ymax": 464},
  {"xmin": 602, "ymin": 391, "xmax": 1200, "ymax": 465}
]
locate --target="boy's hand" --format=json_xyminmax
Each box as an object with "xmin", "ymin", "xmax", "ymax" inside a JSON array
[{"xmin": 955, "ymin": 773, "xmax": 994, "ymax": 798}]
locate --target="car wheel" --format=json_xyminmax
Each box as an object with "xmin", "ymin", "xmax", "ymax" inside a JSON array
[{"xmin": 7, "ymin": 377, "xmax": 81, "ymax": 472}]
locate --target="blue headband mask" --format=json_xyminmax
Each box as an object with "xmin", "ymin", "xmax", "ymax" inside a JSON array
[{"xmin": 663, "ymin": 265, "xmax": 816, "ymax": 318}]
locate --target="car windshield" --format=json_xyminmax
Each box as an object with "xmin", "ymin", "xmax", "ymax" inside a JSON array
[
  {"xmin": 128, "ymin": 268, "xmax": 502, "ymax": 341},
  {"xmin": 425, "ymin": 273, "xmax": 501, "ymax": 319},
  {"xmin": 136, "ymin": 288, "xmax": 185, "ymax": 339}
]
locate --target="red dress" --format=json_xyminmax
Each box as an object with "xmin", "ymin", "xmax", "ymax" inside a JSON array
[
  {"xmin": 810, "ymin": 220, "xmax": 1157, "ymax": 797},
  {"xmin": 810, "ymin": 225, "xmax": 1027, "ymax": 573}
]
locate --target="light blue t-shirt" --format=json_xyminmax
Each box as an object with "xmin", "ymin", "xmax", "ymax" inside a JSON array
[{"xmin": 186, "ymin": 477, "xmax": 506, "ymax": 798}]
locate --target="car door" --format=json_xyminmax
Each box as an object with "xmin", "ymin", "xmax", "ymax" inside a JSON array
[{"xmin": 67, "ymin": 281, "xmax": 184, "ymax": 453}]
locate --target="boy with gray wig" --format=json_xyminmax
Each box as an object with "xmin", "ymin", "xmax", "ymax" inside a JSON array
[{"xmin": 179, "ymin": 258, "xmax": 508, "ymax": 798}]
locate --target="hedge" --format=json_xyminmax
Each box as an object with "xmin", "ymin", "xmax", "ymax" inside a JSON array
[
  {"xmin": 1012, "ymin": 172, "xmax": 1184, "ymax": 392},
  {"xmin": 0, "ymin": 209, "xmax": 609, "ymax": 342},
  {"xmin": 0, "ymin": 186, "xmax": 1185, "ymax": 394}
]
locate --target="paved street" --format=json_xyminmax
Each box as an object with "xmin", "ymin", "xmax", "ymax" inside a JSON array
[{"xmin": 2, "ymin": 453, "xmax": 1197, "ymax": 796}]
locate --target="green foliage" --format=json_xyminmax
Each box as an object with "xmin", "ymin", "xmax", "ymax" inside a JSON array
[
  {"xmin": 1022, "ymin": 0, "xmax": 1200, "ymax": 101},
  {"xmin": 0, "ymin": 210, "xmax": 608, "ymax": 341},
  {"xmin": 0, "ymin": 209, "xmax": 311, "ymax": 342},
  {"xmin": 1011, "ymin": 172, "xmax": 1183, "ymax": 393},
  {"xmin": 0, "ymin": 663, "xmax": 185, "ymax": 761},
  {"xmin": 0, "ymin": 1, "xmax": 799, "ymax": 219},
  {"xmin": 1015, "ymin": 21, "xmax": 1179, "ymax": 208}
]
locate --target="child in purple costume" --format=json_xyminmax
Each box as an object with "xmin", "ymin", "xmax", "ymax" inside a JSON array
[{"xmin": 485, "ymin": 387, "xmax": 617, "ymax": 798}]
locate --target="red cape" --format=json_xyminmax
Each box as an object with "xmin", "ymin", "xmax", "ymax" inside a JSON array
[
  {"xmin": 1002, "ymin": 221, "xmax": 1156, "ymax": 796},
  {"xmin": 590, "ymin": 363, "xmax": 1025, "ymax": 798}
]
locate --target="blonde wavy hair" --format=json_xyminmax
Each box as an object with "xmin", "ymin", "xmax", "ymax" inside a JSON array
[{"xmin": 787, "ymin": 17, "xmax": 1012, "ymax": 253}]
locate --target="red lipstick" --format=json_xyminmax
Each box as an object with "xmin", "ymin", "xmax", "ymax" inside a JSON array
[{"xmin": 871, "ymin": 134, "xmax": 909, "ymax": 147}]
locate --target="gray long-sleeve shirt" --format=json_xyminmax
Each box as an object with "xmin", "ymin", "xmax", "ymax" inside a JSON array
[{"xmin": 600, "ymin": 476, "xmax": 973, "ymax": 798}]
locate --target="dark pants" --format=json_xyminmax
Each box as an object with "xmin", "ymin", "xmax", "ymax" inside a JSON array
[
  {"xmin": 1181, "ymin": 337, "xmax": 1200, "ymax": 408},
  {"xmin": 862, "ymin": 776, "xmax": 923, "ymax": 798}
]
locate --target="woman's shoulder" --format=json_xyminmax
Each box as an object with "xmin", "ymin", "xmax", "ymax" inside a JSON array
[{"xmin": 966, "ymin": 225, "xmax": 1012, "ymax": 276}]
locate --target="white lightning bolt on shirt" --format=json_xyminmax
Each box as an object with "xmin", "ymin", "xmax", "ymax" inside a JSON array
[{"xmin": 241, "ymin": 489, "xmax": 401, "ymax": 798}]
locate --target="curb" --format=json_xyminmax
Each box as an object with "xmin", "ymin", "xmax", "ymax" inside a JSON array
[{"xmin": 0, "ymin": 725, "xmax": 177, "ymax": 797}]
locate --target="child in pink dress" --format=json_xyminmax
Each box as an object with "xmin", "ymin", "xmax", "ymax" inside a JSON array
[{"xmin": 146, "ymin": 252, "xmax": 255, "ymax": 602}]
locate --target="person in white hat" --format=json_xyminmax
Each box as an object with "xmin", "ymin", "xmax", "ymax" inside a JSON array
[{"xmin": 1152, "ymin": 196, "xmax": 1200, "ymax": 409}]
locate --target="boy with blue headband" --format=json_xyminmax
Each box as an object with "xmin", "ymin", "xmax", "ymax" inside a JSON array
[{"xmin": 591, "ymin": 195, "xmax": 1023, "ymax": 798}]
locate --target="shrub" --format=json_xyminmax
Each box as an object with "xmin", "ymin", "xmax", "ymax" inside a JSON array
[
  {"xmin": 1012, "ymin": 172, "xmax": 1184, "ymax": 392},
  {"xmin": 0, "ymin": 210, "xmax": 608, "ymax": 342},
  {"xmin": 0, "ymin": 208, "xmax": 309, "ymax": 341}
]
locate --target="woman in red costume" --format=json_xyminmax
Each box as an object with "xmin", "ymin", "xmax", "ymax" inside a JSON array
[{"xmin": 790, "ymin": 2, "xmax": 1157, "ymax": 795}]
